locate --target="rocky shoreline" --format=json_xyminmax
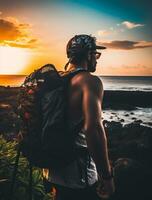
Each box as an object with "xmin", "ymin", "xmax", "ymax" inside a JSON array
[
  {"xmin": 0, "ymin": 86, "xmax": 152, "ymax": 199},
  {"xmin": 104, "ymin": 120, "xmax": 152, "ymax": 200}
]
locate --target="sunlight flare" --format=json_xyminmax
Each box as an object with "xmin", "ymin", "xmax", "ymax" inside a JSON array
[{"xmin": 0, "ymin": 46, "xmax": 30, "ymax": 74}]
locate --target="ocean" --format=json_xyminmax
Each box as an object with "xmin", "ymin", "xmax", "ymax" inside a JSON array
[
  {"xmin": 98, "ymin": 76, "xmax": 152, "ymax": 128},
  {"xmin": 100, "ymin": 76, "xmax": 152, "ymax": 91},
  {"xmin": 0, "ymin": 75, "xmax": 152, "ymax": 91},
  {"xmin": 0, "ymin": 75, "xmax": 25, "ymax": 87}
]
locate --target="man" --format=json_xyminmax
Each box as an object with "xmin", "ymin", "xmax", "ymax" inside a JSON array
[{"xmin": 44, "ymin": 34, "xmax": 115, "ymax": 200}]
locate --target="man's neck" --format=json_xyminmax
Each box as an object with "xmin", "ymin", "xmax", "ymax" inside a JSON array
[{"xmin": 68, "ymin": 63, "xmax": 88, "ymax": 71}]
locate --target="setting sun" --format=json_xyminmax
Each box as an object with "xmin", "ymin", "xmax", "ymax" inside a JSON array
[{"xmin": 0, "ymin": 46, "xmax": 30, "ymax": 74}]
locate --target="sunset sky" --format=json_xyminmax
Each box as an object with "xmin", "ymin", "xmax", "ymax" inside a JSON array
[{"xmin": 0, "ymin": 0, "xmax": 152, "ymax": 76}]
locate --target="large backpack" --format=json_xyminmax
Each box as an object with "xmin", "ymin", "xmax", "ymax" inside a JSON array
[{"xmin": 17, "ymin": 64, "xmax": 85, "ymax": 168}]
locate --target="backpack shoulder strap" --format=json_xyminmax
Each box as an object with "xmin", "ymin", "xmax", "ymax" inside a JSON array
[{"xmin": 60, "ymin": 67, "xmax": 87, "ymax": 82}]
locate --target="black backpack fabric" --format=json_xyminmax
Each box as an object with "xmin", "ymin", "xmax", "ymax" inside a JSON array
[{"xmin": 17, "ymin": 64, "xmax": 85, "ymax": 168}]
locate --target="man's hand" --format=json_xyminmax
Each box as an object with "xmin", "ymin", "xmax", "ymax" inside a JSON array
[{"xmin": 96, "ymin": 178, "xmax": 115, "ymax": 199}]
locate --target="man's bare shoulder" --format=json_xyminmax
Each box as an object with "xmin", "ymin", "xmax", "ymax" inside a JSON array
[
  {"xmin": 75, "ymin": 72, "xmax": 103, "ymax": 90},
  {"xmin": 71, "ymin": 72, "xmax": 103, "ymax": 98}
]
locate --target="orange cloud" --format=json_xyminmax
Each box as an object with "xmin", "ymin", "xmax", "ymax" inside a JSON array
[
  {"xmin": 2, "ymin": 39, "xmax": 38, "ymax": 48},
  {"xmin": 0, "ymin": 18, "xmax": 24, "ymax": 40},
  {"xmin": 0, "ymin": 17, "xmax": 37, "ymax": 48},
  {"xmin": 99, "ymin": 40, "xmax": 152, "ymax": 50}
]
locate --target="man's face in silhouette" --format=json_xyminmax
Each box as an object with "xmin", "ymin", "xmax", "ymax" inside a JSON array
[{"xmin": 87, "ymin": 51, "xmax": 101, "ymax": 72}]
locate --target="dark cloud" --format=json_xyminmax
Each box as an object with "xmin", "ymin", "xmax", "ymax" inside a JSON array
[
  {"xmin": 99, "ymin": 40, "xmax": 152, "ymax": 50},
  {"xmin": 0, "ymin": 17, "xmax": 38, "ymax": 48},
  {"xmin": 0, "ymin": 18, "xmax": 24, "ymax": 40},
  {"xmin": 19, "ymin": 23, "xmax": 31, "ymax": 28}
]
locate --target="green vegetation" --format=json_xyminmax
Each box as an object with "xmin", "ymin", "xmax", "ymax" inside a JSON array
[{"xmin": 0, "ymin": 136, "xmax": 52, "ymax": 200}]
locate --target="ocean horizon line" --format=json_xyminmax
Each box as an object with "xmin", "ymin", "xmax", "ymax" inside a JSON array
[{"xmin": 0, "ymin": 74, "xmax": 152, "ymax": 77}]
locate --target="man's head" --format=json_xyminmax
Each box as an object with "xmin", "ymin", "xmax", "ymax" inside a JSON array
[{"xmin": 66, "ymin": 34, "xmax": 106, "ymax": 72}]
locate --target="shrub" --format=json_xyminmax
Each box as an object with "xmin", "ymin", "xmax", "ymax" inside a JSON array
[{"xmin": 0, "ymin": 136, "xmax": 52, "ymax": 200}]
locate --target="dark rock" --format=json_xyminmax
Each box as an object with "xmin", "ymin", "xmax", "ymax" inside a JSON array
[
  {"xmin": 103, "ymin": 90, "xmax": 152, "ymax": 108},
  {"xmin": 103, "ymin": 120, "xmax": 122, "ymax": 131},
  {"xmin": 145, "ymin": 122, "xmax": 152, "ymax": 126},
  {"xmin": 113, "ymin": 158, "xmax": 152, "ymax": 200},
  {"xmin": 134, "ymin": 119, "xmax": 143, "ymax": 124},
  {"xmin": 109, "ymin": 123, "xmax": 152, "ymax": 168},
  {"xmin": 111, "ymin": 112, "xmax": 116, "ymax": 115},
  {"xmin": 103, "ymin": 120, "xmax": 108, "ymax": 126}
]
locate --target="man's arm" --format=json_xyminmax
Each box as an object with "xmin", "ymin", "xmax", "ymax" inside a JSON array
[{"xmin": 82, "ymin": 74, "xmax": 114, "ymax": 197}]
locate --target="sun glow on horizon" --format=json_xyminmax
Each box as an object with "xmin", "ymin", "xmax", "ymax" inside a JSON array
[{"xmin": 0, "ymin": 46, "xmax": 30, "ymax": 74}]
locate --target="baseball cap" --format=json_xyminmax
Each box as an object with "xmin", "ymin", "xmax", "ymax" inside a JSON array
[{"xmin": 66, "ymin": 34, "xmax": 106, "ymax": 58}]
